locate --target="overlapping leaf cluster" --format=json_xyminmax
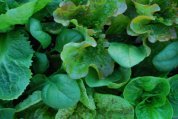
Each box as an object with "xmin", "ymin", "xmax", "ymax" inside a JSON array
[{"xmin": 0, "ymin": 0, "xmax": 177, "ymax": 119}]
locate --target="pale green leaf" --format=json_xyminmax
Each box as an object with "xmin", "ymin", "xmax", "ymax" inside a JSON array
[{"xmin": 108, "ymin": 42, "xmax": 147, "ymax": 68}]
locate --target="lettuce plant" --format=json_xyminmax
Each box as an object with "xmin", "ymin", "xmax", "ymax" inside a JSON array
[{"xmin": 0, "ymin": 0, "xmax": 177, "ymax": 119}]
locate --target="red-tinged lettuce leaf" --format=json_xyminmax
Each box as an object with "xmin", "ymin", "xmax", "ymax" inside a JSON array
[
  {"xmin": 0, "ymin": 31, "xmax": 33, "ymax": 100},
  {"xmin": 53, "ymin": 0, "xmax": 127, "ymax": 28}
]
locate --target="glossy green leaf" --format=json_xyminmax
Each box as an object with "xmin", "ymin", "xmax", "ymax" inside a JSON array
[
  {"xmin": 42, "ymin": 74, "xmax": 80, "ymax": 109},
  {"xmin": 0, "ymin": 31, "xmax": 33, "ymax": 100},
  {"xmin": 108, "ymin": 42, "xmax": 147, "ymax": 68},
  {"xmin": 94, "ymin": 93, "xmax": 134, "ymax": 119},
  {"xmin": 29, "ymin": 18, "xmax": 52, "ymax": 48},
  {"xmin": 168, "ymin": 75, "xmax": 178, "ymax": 118},
  {"xmin": 0, "ymin": 0, "xmax": 51, "ymax": 32},
  {"xmin": 153, "ymin": 42, "xmax": 178, "ymax": 72},
  {"xmin": 15, "ymin": 91, "xmax": 42, "ymax": 112},
  {"xmin": 55, "ymin": 29, "xmax": 83, "ymax": 52}
]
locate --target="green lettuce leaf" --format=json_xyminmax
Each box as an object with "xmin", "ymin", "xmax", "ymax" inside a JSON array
[
  {"xmin": 61, "ymin": 40, "xmax": 114, "ymax": 79},
  {"xmin": 94, "ymin": 93, "xmax": 134, "ymax": 119},
  {"xmin": 153, "ymin": 42, "xmax": 178, "ymax": 72},
  {"xmin": 0, "ymin": 0, "xmax": 51, "ymax": 32},
  {"xmin": 41, "ymin": 74, "xmax": 80, "ymax": 109},
  {"xmin": 108, "ymin": 42, "xmax": 147, "ymax": 68},
  {"xmin": 53, "ymin": 0, "xmax": 127, "ymax": 28},
  {"xmin": 0, "ymin": 31, "xmax": 33, "ymax": 100},
  {"xmin": 168, "ymin": 75, "xmax": 178, "ymax": 118}
]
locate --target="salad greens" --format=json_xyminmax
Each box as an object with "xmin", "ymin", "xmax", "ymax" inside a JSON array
[{"xmin": 0, "ymin": 0, "xmax": 177, "ymax": 119}]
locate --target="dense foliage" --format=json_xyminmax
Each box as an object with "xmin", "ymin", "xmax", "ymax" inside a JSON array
[{"xmin": 0, "ymin": 0, "xmax": 177, "ymax": 119}]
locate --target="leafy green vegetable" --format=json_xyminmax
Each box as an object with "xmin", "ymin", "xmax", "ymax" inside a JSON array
[
  {"xmin": 168, "ymin": 75, "xmax": 178, "ymax": 118},
  {"xmin": 0, "ymin": 31, "xmax": 33, "ymax": 100},
  {"xmin": 0, "ymin": 0, "xmax": 51, "ymax": 32},
  {"xmin": 61, "ymin": 40, "xmax": 114, "ymax": 79},
  {"xmin": 29, "ymin": 18, "xmax": 52, "ymax": 49},
  {"xmin": 0, "ymin": 0, "xmax": 177, "ymax": 118},
  {"xmin": 124, "ymin": 76, "xmax": 172, "ymax": 119},
  {"xmin": 41, "ymin": 74, "xmax": 80, "ymax": 109},
  {"xmin": 108, "ymin": 42, "xmax": 147, "ymax": 68},
  {"xmin": 94, "ymin": 93, "xmax": 134, "ymax": 119},
  {"xmin": 153, "ymin": 42, "xmax": 178, "ymax": 72}
]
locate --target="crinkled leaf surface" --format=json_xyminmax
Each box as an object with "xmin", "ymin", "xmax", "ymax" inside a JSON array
[
  {"xmin": 61, "ymin": 40, "xmax": 114, "ymax": 79},
  {"xmin": 108, "ymin": 42, "xmax": 147, "ymax": 68},
  {"xmin": 136, "ymin": 99, "xmax": 173, "ymax": 119},
  {"xmin": 42, "ymin": 74, "xmax": 80, "ymax": 109},
  {"xmin": 94, "ymin": 93, "xmax": 134, "ymax": 119},
  {"xmin": 53, "ymin": 0, "xmax": 127, "ymax": 28},
  {"xmin": 0, "ymin": 31, "xmax": 33, "ymax": 100},
  {"xmin": 123, "ymin": 76, "xmax": 170, "ymax": 106}
]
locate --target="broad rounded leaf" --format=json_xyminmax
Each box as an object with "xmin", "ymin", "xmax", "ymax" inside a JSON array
[
  {"xmin": 61, "ymin": 40, "xmax": 114, "ymax": 79},
  {"xmin": 108, "ymin": 42, "xmax": 147, "ymax": 68},
  {"xmin": 153, "ymin": 42, "xmax": 178, "ymax": 71},
  {"xmin": 0, "ymin": 31, "xmax": 33, "ymax": 100},
  {"xmin": 94, "ymin": 93, "xmax": 134, "ymax": 119},
  {"xmin": 123, "ymin": 76, "xmax": 170, "ymax": 106},
  {"xmin": 42, "ymin": 74, "xmax": 80, "ymax": 109}
]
